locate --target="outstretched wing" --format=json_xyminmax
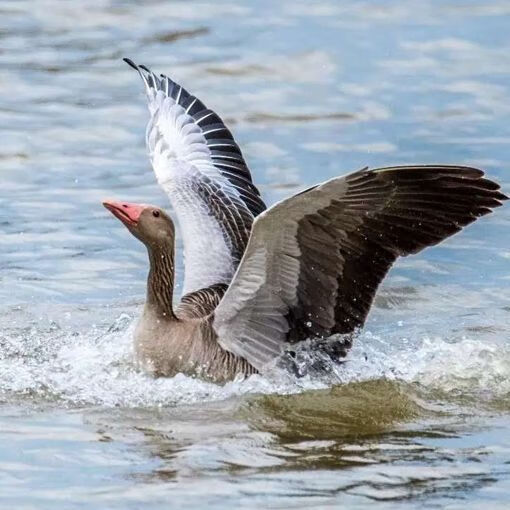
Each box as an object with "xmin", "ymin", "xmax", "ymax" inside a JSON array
[
  {"xmin": 213, "ymin": 165, "xmax": 507, "ymax": 370},
  {"xmin": 124, "ymin": 58, "xmax": 266, "ymax": 295}
]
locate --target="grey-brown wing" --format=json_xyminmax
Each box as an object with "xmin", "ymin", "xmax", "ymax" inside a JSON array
[{"xmin": 212, "ymin": 165, "xmax": 507, "ymax": 370}]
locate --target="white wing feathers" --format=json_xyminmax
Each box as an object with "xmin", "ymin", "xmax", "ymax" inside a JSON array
[{"xmin": 124, "ymin": 58, "xmax": 265, "ymax": 295}]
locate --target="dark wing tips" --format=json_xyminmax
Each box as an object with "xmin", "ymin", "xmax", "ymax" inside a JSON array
[
  {"xmin": 123, "ymin": 57, "xmax": 154, "ymax": 90},
  {"xmin": 123, "ymin": 59, "xmax": 194, "ymax": 112},
  {"xmin": 367, "ymin": 165, "xmax": 507, "ymax": 255},
  {"xmin": 123, "ymin": 57, "xmax": 138, "ymax": 70},
  {"xmin": 495, "ymin": 190, "xmax": 508, "ymax": 202},
  {"xmin": 123, "ymin": 58, "xmax": 165, "ymax": 93},
  {"xmin": 123, "ymin": 57, "xmax": 150, "ymax": 79},
  {"xmin": 453, "ymin": 168, "xmax": 507, "ymax": 209},
  {"xmin": 373, "ymin": 164, "xmax": 507, "ymax": 208}
]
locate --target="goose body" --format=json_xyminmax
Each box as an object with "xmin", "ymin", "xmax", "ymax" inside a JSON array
[
  {"xmin": 103, "ymin": 59, "xmax": 507, "ymax": 382},
  {"xmin": 135, "ymin": 289, "xmax": 255, "ymax": 380}
]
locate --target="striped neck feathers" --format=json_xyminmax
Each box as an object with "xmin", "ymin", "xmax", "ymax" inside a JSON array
[{"xmin": 146, "ymin": 239, "xmax": 176, "ymax": 319}]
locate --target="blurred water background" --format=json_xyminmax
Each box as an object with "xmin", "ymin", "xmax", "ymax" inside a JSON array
[{"xmin": 1, "ymin": 1, "xmax": 510, "ymax": 508}]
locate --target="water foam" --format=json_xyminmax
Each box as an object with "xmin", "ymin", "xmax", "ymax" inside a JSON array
[{"xmin": 1, "ymin": 307, "xmax": 509, "ymax": 408}]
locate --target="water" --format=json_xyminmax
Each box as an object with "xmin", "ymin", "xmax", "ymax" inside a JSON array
[{"xmin": 1, "ymin": 0, "xmax": 510, "ymax": 508}]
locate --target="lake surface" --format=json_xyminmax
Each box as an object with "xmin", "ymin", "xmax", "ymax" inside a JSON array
[{"xmin": 1, "ymin": 1, "xmax": 510, "ymax": 508}]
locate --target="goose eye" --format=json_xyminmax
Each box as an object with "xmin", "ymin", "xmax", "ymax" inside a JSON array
[{"xmin": 152, "ymin": 210, "xmax": 160, "ymax": 218}]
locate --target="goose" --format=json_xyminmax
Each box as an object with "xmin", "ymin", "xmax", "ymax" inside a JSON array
[{"xmin": 103, "ymin": 58, "xmax": 507, "ymax": 381}]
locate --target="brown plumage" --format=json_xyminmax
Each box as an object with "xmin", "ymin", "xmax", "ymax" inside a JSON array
[{"xmin": 104, "ymin": 165, "xmax": 507, "ymax": 382}]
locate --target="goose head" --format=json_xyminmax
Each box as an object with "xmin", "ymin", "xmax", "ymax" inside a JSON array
[{"xmin": 102, "ymin": 200, "xmax": 175, "ymax": 247}]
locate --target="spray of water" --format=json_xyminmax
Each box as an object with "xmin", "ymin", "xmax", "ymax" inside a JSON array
[{"xmin": 1, "ymin": 305, "xmax": 509, "ymax": 408}]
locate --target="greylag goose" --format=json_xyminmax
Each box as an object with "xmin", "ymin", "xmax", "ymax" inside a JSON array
[{"xmin": 103, "ymin": 59, "xmax": 507, "ymax": 381}]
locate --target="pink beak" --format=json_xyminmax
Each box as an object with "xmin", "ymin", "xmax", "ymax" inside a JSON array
[{"xmin": 103, "ymin": 200, "xmax": 146, "ymax": 227}]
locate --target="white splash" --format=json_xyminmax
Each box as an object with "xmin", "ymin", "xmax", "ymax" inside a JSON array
[{"xmin": 1, "ymin": 307, "xmax": 509, "ymax": 408}]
